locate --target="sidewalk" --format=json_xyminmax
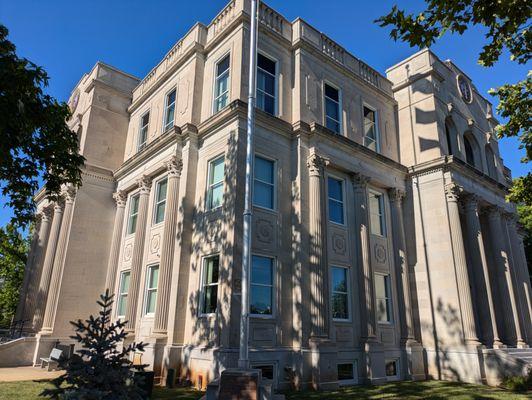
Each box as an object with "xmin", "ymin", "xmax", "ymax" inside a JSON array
[{"xmin": 0, "ymin": 366, "xmax": 63, "ymax": 382}]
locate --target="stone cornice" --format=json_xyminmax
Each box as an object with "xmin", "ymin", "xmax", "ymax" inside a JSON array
[
  {"xmin": 408, "ymin": 155, "xmax": 508, "ymax": 193},
  {"xmin": 85, "ymin": 78, "xmax": 134, "ymax": 99}
]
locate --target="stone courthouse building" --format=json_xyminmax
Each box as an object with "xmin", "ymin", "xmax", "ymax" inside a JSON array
[{"xmin": 7, "ymin": 0, "xmax": 531, "ymax": 390}]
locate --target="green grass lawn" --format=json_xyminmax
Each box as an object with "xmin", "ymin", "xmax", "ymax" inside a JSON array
[{"xmin": 0, "ymin": 379, "xmax": 528, "ymax": 400}]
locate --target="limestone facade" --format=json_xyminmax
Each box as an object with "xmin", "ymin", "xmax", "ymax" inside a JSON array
[{"xmin": 14, "ymin": 0, "xmax": 530, "ymax": 390}]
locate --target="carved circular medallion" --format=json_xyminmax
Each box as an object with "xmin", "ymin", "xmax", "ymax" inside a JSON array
[
  {"xmin": 150, "ymin": 234, "xmax": 161, "ymax": 253},
  {"xmin": 256, "ymin": 219, "xmax": 274, "ymax": 244},
  {"xmin": 69, "ymin": 90, "xmax": 80, "ymax": 112},
  {"xmin": 375, "ymin": 244, "xmax": 387, "ymax": 264},
  {"xmin": 123, "ymin": 244, "xmax": 133, "ymax": 261},
  {"xmin": 457, "ymin": 75, "xmax": 472, "ymax": 103},
  {"xmin": 332, "ymin": 233, "xmax": 346, "ymax": 255}
]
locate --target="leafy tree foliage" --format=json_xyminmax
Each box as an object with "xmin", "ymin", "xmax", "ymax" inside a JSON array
[
  {"xmin": 41, "ymin": 291, "xmax": 147, "ymax": 400},
  {"xmin": 0, "ymin": 25, "xmax": 84, "ymax": 228},
  {"xmin": 376, "ymin": 0, "xmax": 531, "ymax": 206},
  {"xmin": 0, "ymin": 223, "xmax": 28, "ymax": 327}
]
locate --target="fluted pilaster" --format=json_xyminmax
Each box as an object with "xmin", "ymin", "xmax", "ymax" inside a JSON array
[
  {"xmin": 389, "ymin": 188, "xmax": 415, "ymax": 343},
  {"xmin": 307, "ymin": 153, "xmax": 329, "ymax": 338},
  {"xmin": 105, "ymin": 190, "xmax": 128, "ymax": 293},
  {"xmin": 41, "ymin": 186, "xmax": 77, "ymax": 333},
  {"xmin": 125, "ymin": 175, "xmax": 152, "ymax": 331},
  {"xmin": 444, "ymin": 183, "xmax": 479, "ymax": 345},
  {"xmin": 353, "ymin": 172, "xmax": 376, "ymax": 340},
  {"xmin": 154, "ymin": 157, "xmax": 183, "ymax": 334},
  {"xmin": 33, "ymin": 201, "xmax": 64, "ymax": 331},
  {"xmin": 462, "ymin": 194, "xmax": 503, "ymax": 347}
]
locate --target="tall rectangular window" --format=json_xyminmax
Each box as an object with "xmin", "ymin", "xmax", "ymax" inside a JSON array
[
  {"xmin": 153, "ymin": 178, "xmax": 168, "ymax": 224},
  {"xmin": 127, "ymin": 195, "xmax": 140, "ymax": 235},
  {"xmin": 369, "ymin": 192, "xmax": 386, "ymax": 236},
  {"xmin": 253, "ymin": 156, "xmax": 275, "ymax": 210},
  {"xmin": 138, "ymin": 111, "xmax": 150, "ymax": 150},
  {"xmin": 144, "ymin": 265, "xmax": 159, "ymax": 315},
  {"xmin": 257, "ymin": 53, "xmax": 276, "ymax": 115},
  {"xmin": 117, "ymin": 270, "xmax": 130, "ymax": 317},
  {"xmin": 363, "ymin": 106, "xmax": 379, "ymax": 151},
  {"xmin": 207, "ymin": 156, "xmax": 225, "ymax": 210},
  {"xmin": 163, "ymin": 89, "xmax": 176, "ymax": 132},
  {"xmin": 251, "ymin": 255, "xmax": 273, "ymax": 315},
  {"xmin": 214, "ymin": 54, "xmax": 230, "ymax": 112},
  {"xmin": 328, "ymin": 177, "xmax": 344, "ymax": 224},
  {"xmin": 331, "ymin": 266, "xmax": 349, "ymax": 320},
  {"xmin": 375, "ymin": 274, "xmax": 392, "ymax": 323},
  {"xmin": 201, "ymin": 256, "xmax": 219, "ymax": 314},
  {"xmin": 324, "ymin": 83, "xmax": 341, "ymax": 134}
]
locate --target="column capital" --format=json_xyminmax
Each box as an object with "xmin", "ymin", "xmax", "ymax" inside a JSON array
[
  {"xmin": 137, "ymin": 175, "xmax": 152, "ymax": 194},
  {"xmin": 500, "ymin": 211, "xmax": 517, "ymax": 224},
  {"xmin": 461, "ymin": 193, "xmax": 480, "ymax": 211},
  {"xmin": 41, "ymin": 205, "xmax": 54, "ymax": 221},
  {"xmin": 483, "ymin": 205, "xmax": 502, "ymax": 219},
  {"xmin": 351, "ymin": 172, "xmax": 370, "ymax": 188},
  {"xmin": 307, "ymin": 153, "xmax": 327, "ymax": 177},
  {"xmin": 113, "ymin": 190, "xmax": 128, "ymax": 208},
  {"xmin": 388, "ymin": 188, "xmax": 406, "ymax": 204},
  {"xmin": 166, "ymin": 156, "xmax": 183, "ymax": 178},
  {"xmin": 53, "ymin": 197, "xmax": 65, "ymax": 212},
  {"xmin": 444, "ymin": 182, "xmax": 463, "ymax": 202},
  {"xmin": 62, "ymin": 186, "xmax": 77, "ymax": 203}
]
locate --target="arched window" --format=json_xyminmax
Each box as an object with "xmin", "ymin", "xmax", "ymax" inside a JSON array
[
  {"xmin": 464, "ymin": 135, "xmax": 476, "ymax": 167},
  {"xmin": 485, "ymin": 145, "xmax": 497, "ymax": 178},
  {"xmin": 444, "ymin": 119, "xmax": 458, "ymax": 156}
]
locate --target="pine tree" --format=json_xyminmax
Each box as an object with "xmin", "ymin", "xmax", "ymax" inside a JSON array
[{"xmin": 41, "ymin": 290, "xmax": 146, "ymax": 400}]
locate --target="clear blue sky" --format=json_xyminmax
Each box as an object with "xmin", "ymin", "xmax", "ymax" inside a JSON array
[{"xmin": 1, "ymin": 0, "xmax": 530, "ymax": 227}]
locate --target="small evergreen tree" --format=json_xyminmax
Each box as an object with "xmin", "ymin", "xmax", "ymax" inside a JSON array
[{"xmin": 41, "ymin": 290, "xmax": 146, "ymax": 400}]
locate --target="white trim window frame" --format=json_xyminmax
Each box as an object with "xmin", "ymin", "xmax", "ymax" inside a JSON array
[
  {"xmin": 213, "ymin": 53, "xmax": 231, "ymax": 113},
  {"xmin": 256, "ymin": 52, "xmax": 277, "ymax": 116},
  {"xmin": 137, "ymin": 111, "xmax": 150, "ymax": 151},
  {"xmin": 375, "ymin": 273, "xmax": 393, "ymax": 324},
  {"xmin": 323, "ymin": 82, "xmax": 342, "ymax": 134},
  {"xmin": 331, "ymin": 265, "xmax": 350, "ymax": 321},
  {"xmin": 126, "ymin": 194, "xmax": 140, "ymax": 236},
  {"xmin": 200, "ymin": 255, "xmax": 220, "ymax": 315},
  {"xmin": 385, "ymin": 359, "xmax": 400, "ymax": 381},
  {"xmin": 250, "ymin": 255, "xmax": 275, "ymax": 317},
  {"xmin": 163, "ymin": 88, "xmax": 177, "ymax": 133},
  {"xmin": 369, "ymin": 190, "xmax": 386, "ymax": 237},
  {"xmin": 144, "ymin": 264, "xmax": 159, "ymax": 316},
  {"xmin": 116, "ymin": 270, "xmax": 130, "ymax": 318},
  {"xmin": 363, "ymin": 104, "xmax": 380, "ymax": 153},
  {"xmin": 206, "ymin": 155, "xmax": 225, "ymax": 210},
  {"xmin": 253, "ymin": 154, "xmax": 276, "ymax": 210},
  {"xmin": 327, "ymin": 175, "xmax": 345, "ymax": 225},
  {"xmin": 337, "ymin": 361, "xmax": 358, "ymax": 385},
  {"xmin": 153, "ymin": 177, "xmax": 168, "ymax": 225}
]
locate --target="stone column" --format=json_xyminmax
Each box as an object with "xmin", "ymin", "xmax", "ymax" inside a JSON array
[
  {"xmin": 154, "ymin": 157, "xmax": 183, "ymax": 334},
  {"xmin": 444, "ymin": 183, "xmax": 480, "ymax": 345},
  {"xmin": 462, "ymin": 194, "xmax": 503, "ymax": 347},
  {"xmin": 24, "ymin": 206, "xmax": 54, "ymax": 328},
  {"xmin": 307, "ymin": 153, "xmax": 329, "ymax": 338},
  {"xmin": 125, "ymin": 175, "xmax": 152, "ymax": 332},
  {"xmin": 15, "ymin": 213, "xmax": 43, "ymax": 324},
  {"xmin": 352, "ymin": 172, "xmax": 377, "ymax": 340},
  {"xmin": 485, "ymin": 206, "xmax": 515, "ymax": 344},
  {"xmin": 32, "ymin": 200, "xmax": 65, "ymax": 331},
  {"xmin": 104, "ymin": 190, "xmax": 128, "ymax": 293},
  {"xmin": 501, "ymin": 212, "xmax": 527, "ymax": 347},
  {"xmin": 388, "ymin": 189, "xmax": 415, "ymax": 342},
  {"xmin": 515, "ymin": 228, "xmax": 532, "ymax": 342},
  {"xmin": 41, "ymin": 187, "xmax": 76, "ymax": 334}
]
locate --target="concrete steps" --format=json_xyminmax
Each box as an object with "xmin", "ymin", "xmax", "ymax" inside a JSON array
[{"xmin": 501, "ymin": 348, "xmax": 532, "ymax": 364}]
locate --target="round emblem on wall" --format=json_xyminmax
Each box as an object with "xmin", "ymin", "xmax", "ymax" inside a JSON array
[
  {"xmin": 123, "ymin": 244, "xmax": 132, "ymax": 262},
  {"xmin": 69, "ymin": 90, "xmax": 80, "ymax": 112},
  {"xmin": 457, "ymin": 75, "xmax": 472, "ymax": 103},
  {"xmin": 375, "ymin": 244, "xmax": 387, "ymax": 264}
]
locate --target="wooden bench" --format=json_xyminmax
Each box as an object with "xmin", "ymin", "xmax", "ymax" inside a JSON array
[{"xmin": 40, "ymin": 348, "xmax": 63, "ymax": 371}]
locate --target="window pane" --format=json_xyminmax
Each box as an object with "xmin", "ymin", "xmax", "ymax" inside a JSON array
[
  {"xmin": 155, "ymin": 203, "xmax": 166, "ymax": 224},
  {"xmin": 326, "ymin": 118, "xmax": 340, "ymax": 134},
  {"xmin": 120, "ymin": 272, "xmax": 130, "ymax": 293},
  {"xmin": 332, "ymin": 293, "xmax": 348, "ymax": 319},
  {"xmin": 146, "ymin": 291, "xmax": 157, "ymax": 314},
  {"xmin": 210, "ymin": 158, "xmax": 225, "ymax": 184},
  {"xmin": 253, "ymin": 181, "xmax": 274, "ymax": 209},
  {"xmin": 337, "ymin": 364, "xmax": 354, "ymax": 381},
  {"xmin": 209, "ymin": 183, "xmax": 223, "ymax": 209},
  {"xmin": 325, "ymin": 98, "xmax": 339, "ymax": 121},
  {"xmin": 375, "ymin": 275, "xmax": 385, "ymax": 298},
  {"xmin": 217, "ymin": 55, "xmax": 230, "ymax": 76},
  {"xmin": 157, "ymin": 180, "xmax": 167, "ymax": 202},
  {"xmin": 205, "ymin": 257, "xmax": 219, "ymax": 285},
  {"xmin": 386, "ymin": 361, "xmax": 397, "ymax": 377},
  {"xmin": 254, "ymin": 365, "xmax": 274, "ymax": 380},
  {"xmin": 329, "ymin": 201, "xmax": 343, "ymax": 224},
  {"xmin": 364, "ymin": 106, "xmax": 375, "ymax": 122},
  {"xmin": 250, "ymin": 285, "xmax": 272, "ymax": 315},
  {"xmin": 149, "ymin": 266, "xmax": 159, "ymax": 289},
  {"xmin": 328, "ymin": 178, "xmax": 342, "ymax": 201},
  {"xmin": 252, "ymin": 256, "xmax": 272, "ymax": 285},
  {"xmin": 118, "ymin": 294, "xmax": 127, "ymax": 316},
  {"xmin": 202, "ymin": 285, "xmax": 218, "ymax": 314},
  {"xmin": 167, "ymin": 90, "xmax": 176, "ymax": 105},
  {"xmin": 332, "ymin": 268, "xmax": 347, "ymax": 293},
  {"xmin": 255, "ymin": 157, "xmax": 274, "ymax": 183},
  {"xmin": 325, "ymin": 84, "xmax": 339, "ymax": 102},
  {"xmin": 258, "ymin": 53, "xmax": 276, "ymax": 75}
]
